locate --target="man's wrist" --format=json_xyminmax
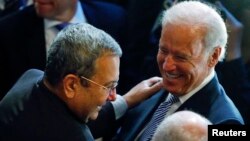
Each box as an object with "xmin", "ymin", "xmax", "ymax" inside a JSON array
[{"xmin": 111, "ymin": 94, "xmax": 128, "ymax": 120}]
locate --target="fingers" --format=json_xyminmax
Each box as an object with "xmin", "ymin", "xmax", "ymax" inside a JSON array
[
  {"xmin": 123, "ymin": 76, "xmax": 163, "ymax": 108},
  {"xmin": 149, "ymin": 79, "xmax": 163, "ymax": 92},
  {"xmin": 147, "ymin": 76, "xmax": 163, "ymax": 87},
  {"xmin": 144, "ymin": 76, "xmax": 163, "ymax": 94}
]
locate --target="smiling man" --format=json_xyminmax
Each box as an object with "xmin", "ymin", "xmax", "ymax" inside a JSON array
[
  {"xmin": 0, "ymin": 23, "xmax": 162, "ymax": 141},
  {"xmin": 106, "ymin": 1, "xmax": 244, "ymax": 141}
]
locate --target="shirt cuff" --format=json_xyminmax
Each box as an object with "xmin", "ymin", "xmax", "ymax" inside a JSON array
[{"xmin": 111, "ymin": 94, "xmax": 128, "ymax": 120}]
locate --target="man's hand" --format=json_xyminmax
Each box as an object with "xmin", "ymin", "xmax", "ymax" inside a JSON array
[{"xmin": 123, "ymin": 76, "xmax": 163, "ymax": 108}]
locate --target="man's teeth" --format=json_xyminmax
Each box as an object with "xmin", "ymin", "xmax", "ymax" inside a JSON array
[{"xmin": 166, "ymin": 73, "xmax": 179, "ymax": 78}]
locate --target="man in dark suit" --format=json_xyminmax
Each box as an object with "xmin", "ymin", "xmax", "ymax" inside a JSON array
[
  {"xmin": 0, "ymin": 0, "xmax": 126, "ymax": 100},
  {"xmin": 119, "ymin": 0, "xmax": 250, "ymax": 124},
  {"xmin": 88, "ymin": 1, "xmax": 244, "ymax": 141},
  {"xmin": 0, "ymin": 23, "xmax": 162, "ymax": 140}
]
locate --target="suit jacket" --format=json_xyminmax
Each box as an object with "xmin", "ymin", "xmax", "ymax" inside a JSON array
[
  {"xmin": 109, "ymin": 74, "xmax": 244, "ymax": 141},
  {"xmin": 216, "ymin": 58, "xmax": 250, "ymax": 124},
  {"xmin": 0, "ymin": 0, "xmax": 126, "ymax": 99},
  {"xmin": 0, "ymin": 69, "xmax": 94, "ymax": 141}
]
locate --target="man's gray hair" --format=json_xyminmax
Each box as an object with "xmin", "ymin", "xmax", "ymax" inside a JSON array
[
  {"xmin": 161, "ymin": 0, "xmax": 227, "ymax": 61},
  {"xmin": 45, "ymin": 23, "xmax": 122, "ymax": 86}
]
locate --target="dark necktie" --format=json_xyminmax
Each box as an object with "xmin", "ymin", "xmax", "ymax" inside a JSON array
[
  {"xmin": 139, "ymin": 94, "xmax": 179, "ymax": 141},
  {"xmin": 55, "ymin": 22, "xmax": 70, "ymax": 31}
]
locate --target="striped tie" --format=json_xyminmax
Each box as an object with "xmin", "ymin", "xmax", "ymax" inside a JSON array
[{"xmin": 139, "ymin": 94, "xmax": 179, "ymax": 141}]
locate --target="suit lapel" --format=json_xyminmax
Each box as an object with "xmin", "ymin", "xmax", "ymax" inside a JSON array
[
  {"xmin": 117, "ymin": 89, "xmax": 167, "ymax": 141},
  {"xmin": 176, "ymin": 76, "xmax": 219, "ymax": 117}
]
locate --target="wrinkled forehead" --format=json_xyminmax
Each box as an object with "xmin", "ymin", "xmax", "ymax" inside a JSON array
[
  {"xmin": 160, "ymin": 24, "xmax": 206, "ymax": 46},
  {"xmin": 162, "ymin": 23, "xmax": 207, "ymax": 39}
]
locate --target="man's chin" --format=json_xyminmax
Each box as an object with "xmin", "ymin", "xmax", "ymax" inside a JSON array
[
  {"xmin": 89, "ymin": 112, "xmax": 99, "ymax": 121},
  {"xmin": 86, "ymin": 107, "xmax": 102, "ymax": 121}
]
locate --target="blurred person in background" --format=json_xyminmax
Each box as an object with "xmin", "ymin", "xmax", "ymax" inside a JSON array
[{"xmin": 0, "ymin": 0, "xmax": 126, "ymax": 100}]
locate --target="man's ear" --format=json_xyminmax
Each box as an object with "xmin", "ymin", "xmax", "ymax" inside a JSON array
[
  {"xmin": 208, "ymin": 47, "xmax": 221, "ymax": 67},
  {"xmin": 63, "ymin": 74, "xmax": 78, "ymax": 99}
]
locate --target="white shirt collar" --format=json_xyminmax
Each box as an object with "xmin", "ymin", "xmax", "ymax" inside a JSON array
[
  {"xmin": 44, "ymin": 1, "xmax": 86, "ymax": 29},
  {"xmin": 178, "ymin": 69, "xmax": 215, "ymax": 103}
]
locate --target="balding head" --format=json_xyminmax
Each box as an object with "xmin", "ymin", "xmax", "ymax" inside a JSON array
[{"xmin": 152, "ymin": 110, "xmax": 212, "ymax": 141}]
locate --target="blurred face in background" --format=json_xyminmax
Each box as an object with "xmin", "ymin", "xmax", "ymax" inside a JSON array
[
  {"xmin": 157, "ymin": 24, "xmax": 214, "ymax": 96},
  {"xmin": 34, "ymin": 0, "xmax": 77, "ymax": 21}
]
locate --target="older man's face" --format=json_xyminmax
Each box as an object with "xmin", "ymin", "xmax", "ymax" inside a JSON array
[
  {"xmin": 74, "ymin": 55, "xmax": 120, "ymax": 122},
  {"xmin": 157, "ymin": 24, "xmax": 212, "ymax": 96}
]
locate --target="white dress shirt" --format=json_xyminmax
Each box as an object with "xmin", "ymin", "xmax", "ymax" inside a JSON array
[{"xmin": 44, "ymin": 1, "xmax": 87, "ymax": 56}]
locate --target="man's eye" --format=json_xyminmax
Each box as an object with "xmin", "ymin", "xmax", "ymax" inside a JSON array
[
  {"xmin": 175, "ymin": 55, "xmax": 187, "ymax": 61},
  {"xmin": 159, "ymin": 48, "xmax": 168, "ymax": 55},
  {"xmin": 107, "ymin": 82, "xmax": 118, "ymax": 89}
]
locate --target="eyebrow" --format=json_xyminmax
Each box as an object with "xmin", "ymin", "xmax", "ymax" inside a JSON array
[{"xmin": 104, "ymin": 80, "xmax": 118, "ymax": 87}]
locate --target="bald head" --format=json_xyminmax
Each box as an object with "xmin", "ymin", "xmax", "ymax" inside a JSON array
[{"xmin": 152, "ymin": 110, "xmax": 212, "ymax": 141}]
